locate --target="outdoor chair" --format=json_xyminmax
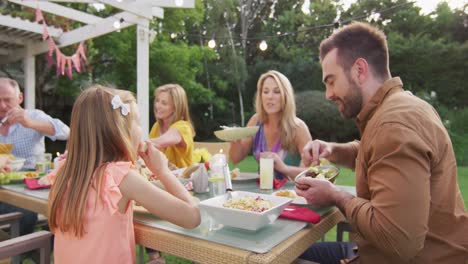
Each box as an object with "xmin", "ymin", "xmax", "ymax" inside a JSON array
[
  {"xmin": 336, "ymin": 221, "xmax": 354, "ymax": 242},
  {"xmin": 0, "ymin": 212, "xmax": 53, "ymax": 264},
  {"xmin": 194, "ymin": 141, "xmax": 231, "ymax": 161}
]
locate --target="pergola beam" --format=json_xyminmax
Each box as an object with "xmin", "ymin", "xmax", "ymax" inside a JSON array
[
  {"xmin": 35, "ymin": 0, "xmax": 194, "ymax": 8},
  {"xmin": 58, "ymin": 12, "xmax": 147, "ymax": 46},
  {"xmin": 8, "ymin": 0, "xmax": 104, "ymax": 25},
  {"xmin": 0, "ymin": 34, "xmax": 29, "ymax": 45},
  {"xmin": 0, "ymin": 14, "xmax": 63, "ymax": 38},
  {"xmin": 36, "ymin": 0, "xmax": 95, "ymax": 2},
  {"xmin": 152, "ymin": 6, "xmax": 164, "ymax": 18},
  {"xmin": 97, "ymin": 0, "xmax": 153, "ymax": 19},
  {"xmin": 147, "ymin": 0, "xmax": 195, "ymax": 8}
]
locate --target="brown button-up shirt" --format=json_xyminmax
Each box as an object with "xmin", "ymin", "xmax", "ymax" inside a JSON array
[{"xmin": 345, "ymin": 77, "xmax": 468, "ymax": 263}]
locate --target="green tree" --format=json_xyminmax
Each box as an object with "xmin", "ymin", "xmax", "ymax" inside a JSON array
[{"xmin": 295, "ymin": 90, "xmax": 359, "ymax": 142}]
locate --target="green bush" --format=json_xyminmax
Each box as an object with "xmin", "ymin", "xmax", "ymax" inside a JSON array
[
  {"xmin": 295, "ymin": 90, "xmax": 359, "ymax": 142},
  {"xmin": 443, "ymin": 107, "xmax": 468, "ymax": 165}
]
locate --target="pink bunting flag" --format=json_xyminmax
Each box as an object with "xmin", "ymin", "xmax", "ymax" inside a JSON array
[
  {"xmin": 66, "ymin": 57, "xmax": 73, "ymax": 79},
  {"xmin": 45, "ymin": 52, "xmax": 55, "ymax": 68},
  {"xmin": 42, "ymin": 24, "xmax": 49, "ymax": 41},
  {"xmin": 71, "ymin": 54, "xmax": 81, "ymax": 73},
  {"xmin": 48, "ymin": 37, "xmax": 55, "ymax": 56},
  {"xmin": 35, "ymin": 8, "xmax": 44, "ymax": 23},
  {"xmin": 55, "ymin": 48, "xmax": 62, "ymax": 69},
  {"xmin": 55, "ymin": 55, "xmax": 61, "ymax": 76},
  {"xmin": 77, "ymin": 43, "xmax": 87, "ymax": 62},
  {"xmin": 36, "ymin": 6, "xmax": 88, "ymax": 78},
  {"xmin": 81, "ymin": 57, "xmax": 87, "ymax": 72},
  {"xmin": 60, "ymin": 55, "xmax": 67, "ymax": 75}
]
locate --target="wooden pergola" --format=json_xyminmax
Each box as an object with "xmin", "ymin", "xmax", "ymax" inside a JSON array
[{"xmin": 0, "ymin": 0, "xmax": 194, "ymax": 137}]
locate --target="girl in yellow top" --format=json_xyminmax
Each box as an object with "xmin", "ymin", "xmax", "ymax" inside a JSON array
[{"xmin": 149, "ymin": 84, "xmax": 195, "ymax": 168}]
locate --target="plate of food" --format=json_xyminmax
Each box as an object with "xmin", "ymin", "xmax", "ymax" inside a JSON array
[
  {"xmin": 272, "ymin": 189, "xmax": 307, "ymax": 205},
  {"xmin": 0, "ymin": 171, "xmax": 38, "ymax": 185},
  {"xmin": 199, "ymin": 191, "xmax": 292, "ymax": 231},
  {"xmin": 214, "ymin": 126, "xmax": 259, "ymax": 142},
  {"xmin": 294, "ymin": 165, "xmax": 340, "ymax": 184}
]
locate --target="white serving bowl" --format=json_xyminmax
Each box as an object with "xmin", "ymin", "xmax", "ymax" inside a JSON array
[
  {"xmin": 199, "ymin": 191, "xmax": 292, "ymax": 231},
  {"xmin": 7, "ymin": 158, "xmax": 26, "ymax": 172}
]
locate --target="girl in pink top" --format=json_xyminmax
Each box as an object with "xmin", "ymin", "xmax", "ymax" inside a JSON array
[{"xmin": 48, "ymin": 85, "xmax": 200, "ymax": 264}]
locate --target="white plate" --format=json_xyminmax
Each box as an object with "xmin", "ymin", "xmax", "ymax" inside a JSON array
[
  {"xmin": 199, "ymin": 191, "xmax": 292, "ymax": 231},
  {"xmin": 214, "ymin": 126, "xmax": 259, "ymax": 141},
  {"xmin": 232, "ymin": 172, "xmax": 259, "ymax": 181},
  {"xmin": 272, "ymin": 190, "xmax": 307, "ymax": 205}
]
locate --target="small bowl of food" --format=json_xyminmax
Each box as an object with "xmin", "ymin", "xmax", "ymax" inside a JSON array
[
  {"xmin": 294, "ymin": 165, "xmax": 340, "ymax": 184},
  {"xmin": 7, "ymin": 158, "xmax": 26, "ymax": 172}
]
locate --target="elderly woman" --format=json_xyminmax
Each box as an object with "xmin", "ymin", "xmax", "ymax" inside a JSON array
[
  {"xmin": 229, "ymin": 70, "xmax": 312, "ymax": 180},
  {"xmin": 149, "ymin": 84, "xmax": 195, "ymax": 169}
]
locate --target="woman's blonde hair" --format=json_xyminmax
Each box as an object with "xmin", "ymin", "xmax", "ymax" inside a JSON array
[
  {"xmin": 255, "ymin": 70, "xmax": 298, "ymax": 152},
  {"xmin": 48, "ymin": 85, "xmax": 137, "ymax": 237},
  {"xmin": 154, "ymin": 84, "xmax": 195, "ymax": 135}
]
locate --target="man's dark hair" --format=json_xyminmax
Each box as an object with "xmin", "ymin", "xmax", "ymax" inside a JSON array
[{"xmin": 319, "ymin": 22, "xmax": 390, "ymax": 80}]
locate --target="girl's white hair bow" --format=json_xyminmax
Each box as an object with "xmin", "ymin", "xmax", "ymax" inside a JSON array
[{"xmin": 111, "ymin": 95, "xmax": 130, "ymax": 116}]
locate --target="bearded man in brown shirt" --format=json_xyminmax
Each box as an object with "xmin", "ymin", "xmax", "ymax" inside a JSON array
[{"xmin": 295, "ymin": 22, "xmax": 468, "ymax": 263}]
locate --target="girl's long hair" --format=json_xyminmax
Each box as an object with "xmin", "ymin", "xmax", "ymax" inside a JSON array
[
  {"xmin": 255, "ymin": 70, "xmax": 298, "ymax": 152},
  {"xmin": 154, "ymin": 84, "xmax": 195, "ymax": 135},
  {"xmin": 48, "ymin": 85, "xmax": 137, "ymax": 237}
]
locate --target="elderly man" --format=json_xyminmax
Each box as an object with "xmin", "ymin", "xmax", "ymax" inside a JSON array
[
  {"xmin": 0, "ymin": 77, "xmax": 69, "ymax": 169},
  {"xmin": 0, "ymin": 77, "xmax": 69, "ymax": 244},
  {"xmin": 296, "ymin": 22, "xmax": 468, "ymax": 263}
]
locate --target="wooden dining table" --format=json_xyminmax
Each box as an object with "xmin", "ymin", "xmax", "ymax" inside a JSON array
[{"xmin": 0, "ymin": 179, "xmax": 350, "ymax": 264}]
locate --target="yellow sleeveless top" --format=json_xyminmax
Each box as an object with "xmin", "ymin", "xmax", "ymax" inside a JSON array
[{"xmin": 148, "ymin": 120, "xmax": 194, "ymax": 168}]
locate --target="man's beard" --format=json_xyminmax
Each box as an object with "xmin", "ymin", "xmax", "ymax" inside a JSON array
[{"xmin": 340, "ymin": 78, "xmax": 363, "ymax": 119}]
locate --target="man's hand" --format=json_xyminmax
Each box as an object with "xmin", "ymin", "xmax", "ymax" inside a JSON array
[
  {"xmin": 302, "ymin": 139, "xmax": 333, "ymax": 166},
  {"xmin": 6, "ymin": 107, "xmax": 31, "ymax": 128},
  {"xmin": 295, "ymin": 176, "xmax": 354, "ymax": 214},
  {"xmin": 294, "ymin": 176, "xmax": 338, "ymax": 207}
]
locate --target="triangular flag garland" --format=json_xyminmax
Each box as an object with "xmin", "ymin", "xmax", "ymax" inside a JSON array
[{"xmin": 36, "ymin": 8, "xmax": 87, "ymax": 79}]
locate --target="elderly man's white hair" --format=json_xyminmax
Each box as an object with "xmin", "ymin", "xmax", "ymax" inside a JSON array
[{"xmin": 0, "ymin": 78, "xmax": 21, "ymax": 96}]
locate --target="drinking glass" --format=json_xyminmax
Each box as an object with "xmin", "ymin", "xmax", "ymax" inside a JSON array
[{"xmin": 259, "ymin": 158, "xmax": 274, "ymax": 190}]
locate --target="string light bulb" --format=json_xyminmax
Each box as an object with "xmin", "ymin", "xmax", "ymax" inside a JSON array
[
  {"xmin": 116, "ymin": 0, "xmax": 123, "ymax": 2},
  {"xmin": 113, "ymin": 18, "xmax": 124, "ymax": 29},
  {"xmin": 208, "ymin": 35, "xmax": 216, "ymax": 49},
  {"xmin": 259, "ymin": 40, "xmax": 268, "ymax": 51},
  {"xmin": 175, "ymin": 0, "xmax": 184, "ymax": 7},
  {"xmin": 170, "ymin": 33, "xmax": 177, "ymax": 39}
]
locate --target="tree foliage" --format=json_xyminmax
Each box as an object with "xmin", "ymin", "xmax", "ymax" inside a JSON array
[{"xmin": 296, "ymin": 90, "xmax": 359, "ymax": 141}]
